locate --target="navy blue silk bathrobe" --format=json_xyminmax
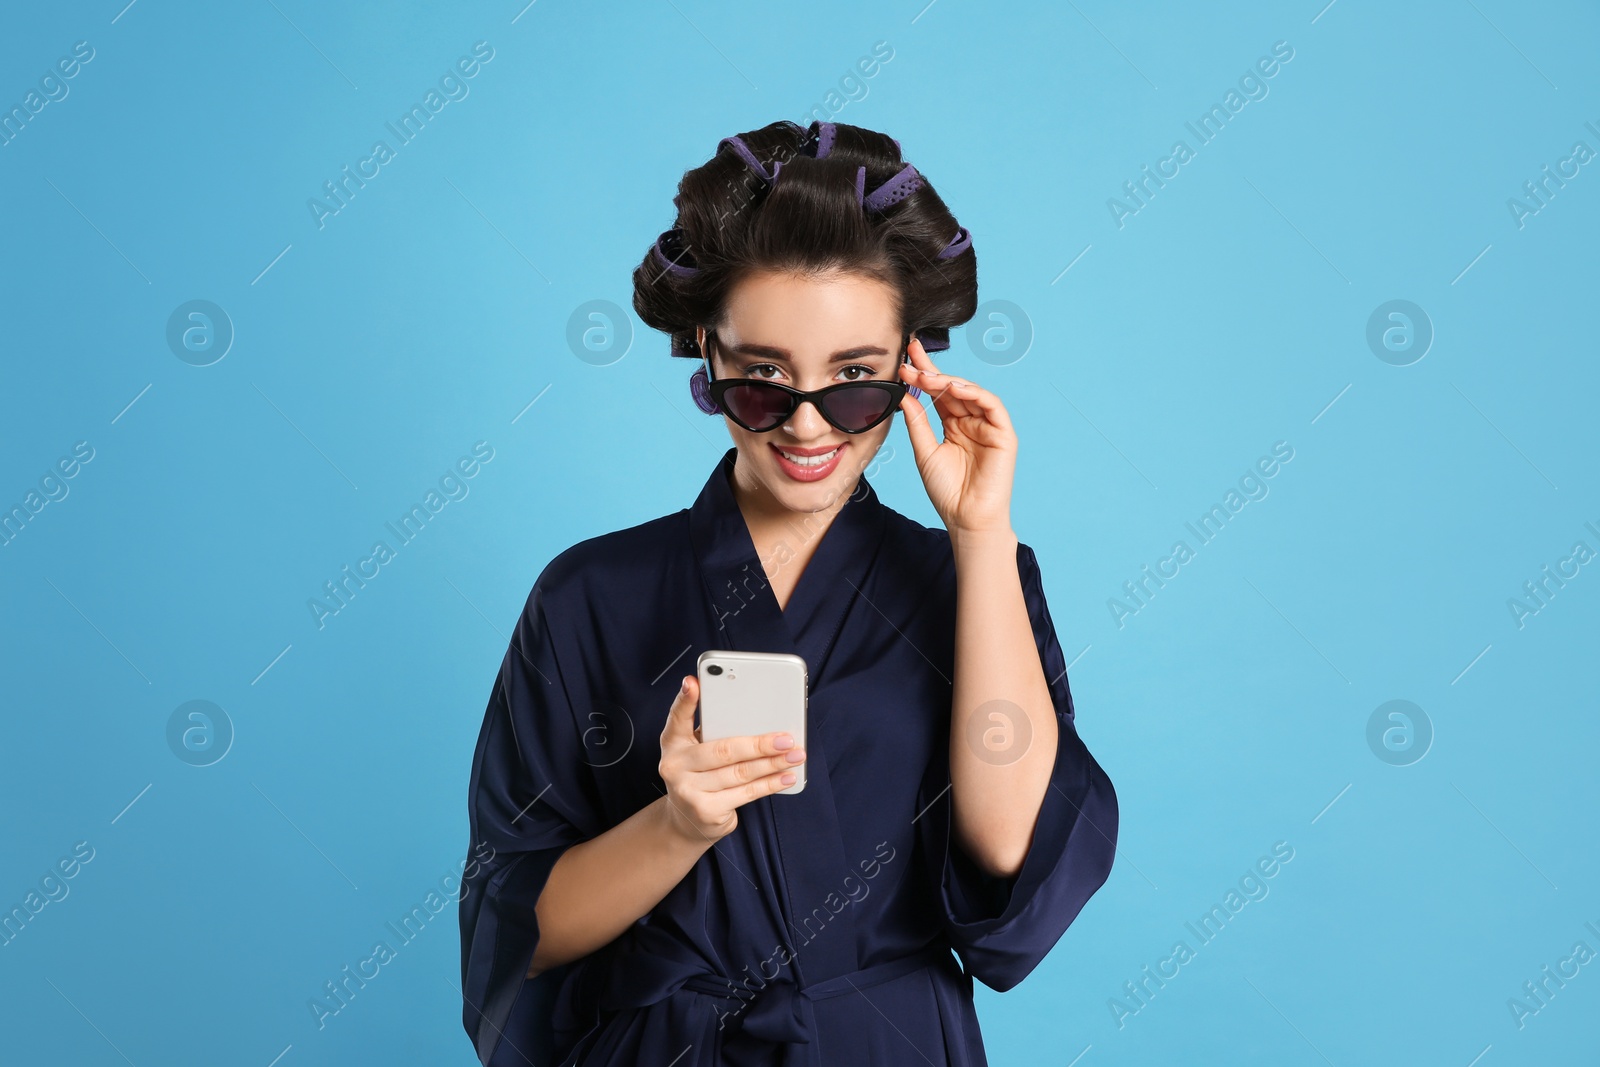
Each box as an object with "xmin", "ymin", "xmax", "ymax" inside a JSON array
[{"xmin": 460, "ymin": 447, "xmax": 1118, "ymax": 1066}]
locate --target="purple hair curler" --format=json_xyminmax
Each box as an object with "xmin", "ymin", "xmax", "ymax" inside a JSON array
[
  {"xmin": 689, "ymin": 363, "xmax": 720, "ymax": 414},
  {"xmin": 813, "ymin": 121, "xmax": 837, "ymax": 159},
  {"xmin": 652, "ymin": 228, "xmax": 699, "ymax": 278},
  {"xmin": 864, "ymin": 163, "xmax": 924, "ymax": 212},
  {"xmin": 719, "ymin": 135, "xmax": 782, "ymax": 183},
  {"xmin": 936, "ymin": 226, "xmax": 972, "ymax": 260}
]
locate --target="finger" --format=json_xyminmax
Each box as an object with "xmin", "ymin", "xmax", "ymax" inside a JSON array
[
  {"xmin": 902, "ymin": 337, "xmax": 934, "ymax": 454},
  {"xmin": 684, "ymin": 729, "xmax": 796, "ymax": 771},
  {"xmin": 660, "ymin": 676, "xmax": 699, "ymax": 745},
  {"xmin": 938, "ymin": 376, "xmax": 1013, "ymax": 435},
  {"xmin": 701, "ymin": 748, "xmax": 806, "ymax": 792},
  {"xmin": 901, "ymin": 340, "xmax": 949, "ymax": 401},
  {"xmin": 727, "ymin": 766, "xmax": 802, "ymax": 807},
  {"xmin": 905, "ymin": 342, "xmax": 979, "ymax": 417},
  {"xmin": 925, "ymin": 377, "xmax": 975, "ymax": 418},
  {"xmin": 907, "ymin": 335, "xmax": 941, "ymax": 376},
  {"xmin": 917, "ymin": 358, "xmax": 1008, "ymax": 430},
  {"xmin": 907, "ymin": 341, "xmax": 974, "ymax": 409}
]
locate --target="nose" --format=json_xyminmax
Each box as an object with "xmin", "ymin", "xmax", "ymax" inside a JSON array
[{"xmin": 780, "ymin": 396, "xmax": 832, "ymax": 439}]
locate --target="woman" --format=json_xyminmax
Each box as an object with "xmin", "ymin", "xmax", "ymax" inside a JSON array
[{"xmin": 459, "ymin": 120, "xmax": 1118, "ymax": 1066}]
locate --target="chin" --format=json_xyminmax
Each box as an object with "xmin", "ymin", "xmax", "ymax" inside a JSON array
[{"xmin": 770, "ymin": 478, "xmax": 844, "ymax": 514}]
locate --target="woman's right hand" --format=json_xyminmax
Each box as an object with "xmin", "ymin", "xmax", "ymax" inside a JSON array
[{"xmin": 657, "ymin": 675, "xmax": 807, "ymax": 845}]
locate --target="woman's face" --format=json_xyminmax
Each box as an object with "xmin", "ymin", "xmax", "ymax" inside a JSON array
[{"xmin": 699, "ymin": 270, "xmax": 906, "ymax": 516}]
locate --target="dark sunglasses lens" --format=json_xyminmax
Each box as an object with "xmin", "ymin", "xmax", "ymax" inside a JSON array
[
  {"xmin": 720, "ymin": 383, "xmax": 794, "ymax": 430},
  {"xmin": 821, "ymin": 384, "xmax": 896, "ymax": 432}
]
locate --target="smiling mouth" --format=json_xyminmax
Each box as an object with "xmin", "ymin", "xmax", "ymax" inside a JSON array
[
  {"xmin": 774, "ymin": 446, "xmax": 841, "ymax": 467},
  {"xmin": 769, "ymin": 442, "xmax": 847, "ymax": 482}
]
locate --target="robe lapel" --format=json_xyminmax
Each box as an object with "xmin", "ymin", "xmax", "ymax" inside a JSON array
[{"xmin": 687, "ymin": 447, "xmax": 890, "ymax": 984}]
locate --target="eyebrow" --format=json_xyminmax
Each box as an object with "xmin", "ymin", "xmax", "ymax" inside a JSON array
[{"xmin": 719, "ymin": 341, "xmax": 894, "ymax": 363}]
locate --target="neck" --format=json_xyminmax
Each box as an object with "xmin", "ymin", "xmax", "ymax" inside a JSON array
[{"xmin": 727, "ymin": 454, "xmax": 853, "ymax": 556}]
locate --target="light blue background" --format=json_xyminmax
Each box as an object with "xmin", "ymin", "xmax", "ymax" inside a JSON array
[{"xmin": 2, "ymin": 1, "xmax": 1596, "ymax": 1064}]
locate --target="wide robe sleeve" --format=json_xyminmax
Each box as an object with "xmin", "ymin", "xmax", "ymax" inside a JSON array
[
  {"xmin": 919, "ymin": 541, "xmax": 1120, "ymax": 993},
  {"xmin": 460, "ymin": 574, "xmax": 608, "ymax": 1067}
]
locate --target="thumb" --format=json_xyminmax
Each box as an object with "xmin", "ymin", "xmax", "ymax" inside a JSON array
[
  {"xmin": 662, "ymin": 675, "xmax": 700, "ymax": 744},
  {"xmin": 900, "ymin": 390, "xmax": 939, "ymax": 470}
]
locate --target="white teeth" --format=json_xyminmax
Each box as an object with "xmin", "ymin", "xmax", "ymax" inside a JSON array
[{"xmin": 777, "ymin": 446, "xmax": 839, "ymax": 467}]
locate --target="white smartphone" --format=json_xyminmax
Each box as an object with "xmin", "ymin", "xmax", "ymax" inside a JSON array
[{"xmin": 695, "ymin": 650, "xmax": 808, "ymax": 795}]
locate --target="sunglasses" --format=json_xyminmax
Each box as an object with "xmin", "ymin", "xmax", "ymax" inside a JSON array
[{"xmin": 703, "ymin": 331, "xmax": 910, "ymax": 434}]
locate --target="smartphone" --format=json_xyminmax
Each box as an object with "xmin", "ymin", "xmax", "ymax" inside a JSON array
[{"xmin": 695, "ymin": 650, "xmax": 808, "ymax": 795}]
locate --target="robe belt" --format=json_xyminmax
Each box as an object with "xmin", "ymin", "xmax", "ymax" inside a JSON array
[{"xmin": 599, "ymin": 940, "xmax": 959, "ymax": 1061}]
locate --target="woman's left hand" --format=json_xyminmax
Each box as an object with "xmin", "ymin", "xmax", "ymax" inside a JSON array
[{"xmin": 897, "ymin": 337, "xmax": 1018, "ymax": 538}]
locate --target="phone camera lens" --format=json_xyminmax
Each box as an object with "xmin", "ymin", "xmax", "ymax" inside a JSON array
[{"xmin": 706, "ymin": 664, "xmax": 723, "ymax": 676}]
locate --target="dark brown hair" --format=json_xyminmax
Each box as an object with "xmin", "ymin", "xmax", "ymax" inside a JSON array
[{"xmin": 632, "ymin": 120, "xmax": 977, "ymax": 361}]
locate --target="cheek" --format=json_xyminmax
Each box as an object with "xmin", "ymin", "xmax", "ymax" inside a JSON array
[
  {"xmin": 836, "ymin": 426, "xmax": 890, "ymax": 479},
  {"xmin": 861, "ymin": 421, "xmax": 893, "ymax": 457},
  {"xmin": 726, "ymin": 421, "xmax": 764, "ymax": 461}
]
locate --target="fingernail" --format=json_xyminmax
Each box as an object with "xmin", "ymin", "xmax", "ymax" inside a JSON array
[
  {"xmin": 781, "ymin": 773, "xmax": 797, "ymax": 785},
  {"xmin": 774, "ymin": 733, "xmax": 794, "ymax": 750},
  {"xmin": 681, "ymin": 678, "xmax": 690, "ymax": 695},
  {"xmin": 786, "ymin": 748, "xmax": 806, "ymax": 763}
]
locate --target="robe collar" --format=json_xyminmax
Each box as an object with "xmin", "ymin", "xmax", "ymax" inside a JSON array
[{"xmin": 687, "ymin": 446, "xmax": 888, "ymax": 724}]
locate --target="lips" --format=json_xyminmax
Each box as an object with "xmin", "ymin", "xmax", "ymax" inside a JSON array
[{"xmin": 770, "ymin": 442, "xmax": 845, "ymax": 482}]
